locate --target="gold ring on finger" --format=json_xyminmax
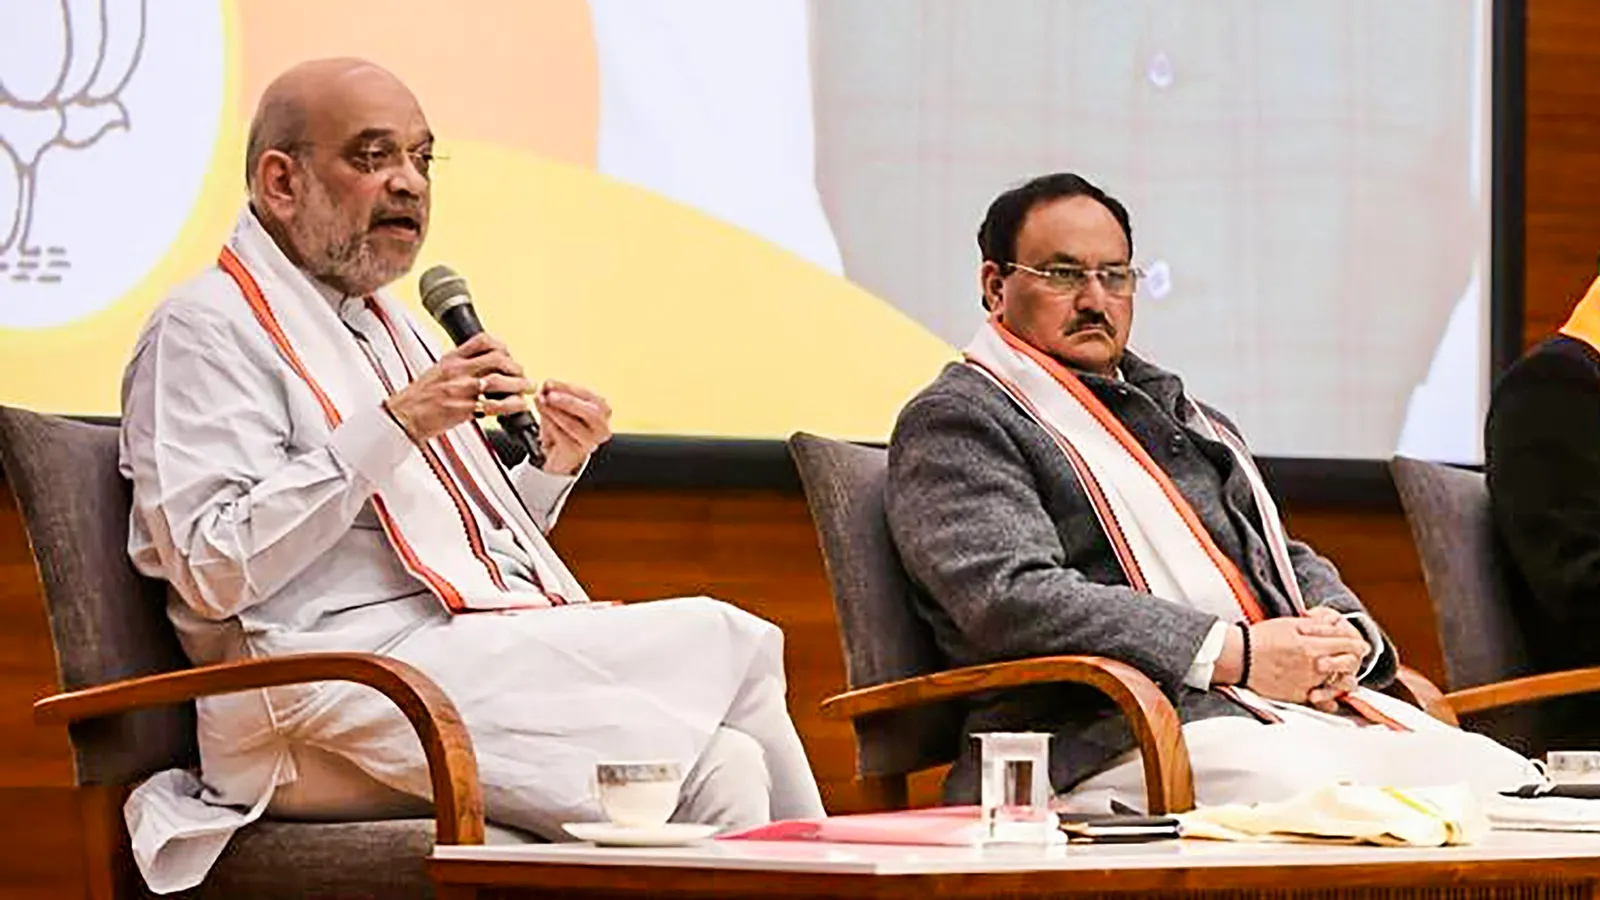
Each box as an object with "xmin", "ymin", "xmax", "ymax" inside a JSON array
[{"xmin": 473, "ymin": 395, "xmax": 487, "ymax": 418}]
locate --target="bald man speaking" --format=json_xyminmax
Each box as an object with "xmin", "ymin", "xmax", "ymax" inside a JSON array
[{"xmin": 118, "ymin": 59, "xmax": 823, "ymax": 893}]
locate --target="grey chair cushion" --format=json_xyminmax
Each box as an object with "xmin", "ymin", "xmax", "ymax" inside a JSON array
[
  {"xmin": 157, "ymin": 820, "xmax": 539, "ymax": 900},
  {"xmin": 0, "ymin": 406, "xmax": 195, "ymax": 784},
  {"xmin": 1391, "ymin": 456, "xmax": 1532, "ymax": 689},
  {"xmin": 788, "ymin": 432, "xmax": 963, "ymax": 777},
  {"xmin": 1392, "ymin": 455, "xmax": 1547, "ymax": 754},
  {"xmin": 162, "ymin": 820, "xmax": 437, "ymax": 900}
]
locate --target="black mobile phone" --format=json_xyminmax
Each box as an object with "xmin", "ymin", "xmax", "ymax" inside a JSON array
[
  {"xmin": 1058, "ymin": 814, "xmax": 1182, "ymax": 843},
  {"xmin": 1501, "ymin": 782, "xmax": 1600, "ymax": 800}
]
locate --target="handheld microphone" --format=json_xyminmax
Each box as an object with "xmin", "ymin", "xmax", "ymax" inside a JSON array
[{"xmin": 419, "ymin": 264, "xmax": 545, "ymax": 468}]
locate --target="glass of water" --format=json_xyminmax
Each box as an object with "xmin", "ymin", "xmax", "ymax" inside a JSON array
[{"xmin": 975, "ymin": 732, "xmax": 1056, "ymax": 844}]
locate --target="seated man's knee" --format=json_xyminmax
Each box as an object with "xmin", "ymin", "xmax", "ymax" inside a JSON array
[
  {"xmin": 676, "ymin": 727, "xmax": 772, "ymax": 830},
  {"xmin": 667, "ymin": 596, "xmax": 783, "ymax": 646},
  {"xmin": 701, "ymin": 728, "xmax": 771, "ymax": 794}
]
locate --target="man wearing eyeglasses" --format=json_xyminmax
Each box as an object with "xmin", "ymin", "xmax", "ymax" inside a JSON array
[
  {"xmin": 117, "ymin": 58, "xmax": 823, "ymax": 893},
  {"xmin": 884, "ymin": 173, "xmax": 1536, "ymax": 813}
]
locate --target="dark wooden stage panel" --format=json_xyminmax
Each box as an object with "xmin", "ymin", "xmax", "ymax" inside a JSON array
[{"xmin": 461, "ymin": 873, "xmax": 1598, "ymax": 900}]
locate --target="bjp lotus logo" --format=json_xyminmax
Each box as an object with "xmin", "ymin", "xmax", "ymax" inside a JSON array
[
  {"xmin": 0, "ymin": 0, "xmax": 945, "ymax": 439},
  {"xmin": 0, "ymin": 0, "xmax": 226, "ymax": 328}
]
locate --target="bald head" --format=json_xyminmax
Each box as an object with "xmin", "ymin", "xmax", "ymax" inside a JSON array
[
  {"xmin": 245, "ymin": 58, "xmax": 412, "ymax": 192},
  {"xmin": 245, "ymin": 58, "xmax": 434, "ymax": 296}
]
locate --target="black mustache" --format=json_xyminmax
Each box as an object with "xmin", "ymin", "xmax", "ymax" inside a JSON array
[
  {"xmin": 370, "ymin": 209, "xmax": 424, "ymax": 228},
  {"xmin": 1067, "ymin": 312, "xmax": 1113, "ymax": 336}
]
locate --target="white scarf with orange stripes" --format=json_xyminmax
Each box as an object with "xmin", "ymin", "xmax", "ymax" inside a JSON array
[
  {"xmin": 963, "ymin": 317, "xmax": 1400, "ymax": 727},
  {"xmin": 963, "ymin": 317, "xmax": 1300, "ymax": 622},
  {"xmin": 220, "ymin": 209, "xmax": 588, "ymax": 613}
]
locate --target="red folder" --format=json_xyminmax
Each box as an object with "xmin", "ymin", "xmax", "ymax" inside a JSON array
[{"xmin": 720, "ymin": 806, "xmax": 991, "ymax": 846}]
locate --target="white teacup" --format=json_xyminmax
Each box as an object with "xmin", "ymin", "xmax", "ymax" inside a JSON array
[
  {"xmin": 1547, "ymin": 751, "xmax": 1600, "ymax": 785},
  {"xmin": 595, "ymin": 761, "xmax": 682, "ymax": 828}
]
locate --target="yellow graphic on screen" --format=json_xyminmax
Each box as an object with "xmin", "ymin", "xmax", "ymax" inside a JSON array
[{"xmin": 0, "ymin": 0, "xmax": 951, "ymax": 441}]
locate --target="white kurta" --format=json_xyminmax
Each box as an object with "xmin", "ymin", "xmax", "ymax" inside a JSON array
[{"xmin": 118, "ymin": 211, "xmax": 824, "ymax": 892}]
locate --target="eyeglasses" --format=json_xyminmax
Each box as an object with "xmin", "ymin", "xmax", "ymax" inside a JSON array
[
  {"xmin": 289, "ymin": 138, "xmax": 440, "ymax": 180},
  {"xmin": 1007, "ymin": 261, "xmax": 1142, "ymax": 298},
  {"xmin": 348, "ymin": 139, "xmax": 439, "ymax": 179}
]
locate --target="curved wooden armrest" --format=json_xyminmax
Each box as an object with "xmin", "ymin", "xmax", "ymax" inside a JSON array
[
  {"xmin": 34, "ymin": 652, "xmax": 484, "ymax": 845},
  {"xmin": 821, "ymin": 655, "xmax": 1193, "ymax": 814},
  {"xmin": 1384, "ymin": 665, "xmax": 1458, "ymax": 726},
  {"xmin": 1443, "ymin": 666, "xmax": 1600, "ymax": 718}
]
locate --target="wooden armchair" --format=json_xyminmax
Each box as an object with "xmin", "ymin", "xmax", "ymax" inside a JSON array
[
  {"xmin": 788, "ymin": 432, "xmax": 1196, "ymax": 814},
  {"xmin": 0, "ymin": 405, "xmax": 486, "ymax": 900},
  {"xmin": 1392, "ymin": 456, "xmax": 1600, "ymax": 746}
]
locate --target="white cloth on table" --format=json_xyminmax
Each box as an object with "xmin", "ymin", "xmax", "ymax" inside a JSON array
[
  {"xmin": 1178, "ymin": 782, "xmax": 1488, "ymax": 847},
  {"xmin": 1484, "ymin": 795, "xmax": 1600, "ymax": 833}
]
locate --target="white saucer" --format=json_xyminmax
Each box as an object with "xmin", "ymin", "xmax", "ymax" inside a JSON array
[{"xmin": 562, "ymin": 821, "xmax": 719, "ymax": 847}]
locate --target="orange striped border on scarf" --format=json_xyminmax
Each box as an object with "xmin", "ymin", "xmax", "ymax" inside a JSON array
[
  {"xmin": 384, "ymin": 306, "xmax": 570, "ymax": 607},
  {"xmin": 988, "ymin": 318, "xmax": 1266, "ymax": 623},
  {"xmin": 964, "ymin": 355, "xmax": 1151, "ymax": 594},
  {"xmin": 362, "ymin": 297, "xmax": 515, "ymax": 594},
  {"xmin": 217, "ymin": 246, "xmax": 472, "ymax": 613},
  {"xmin": 980, "ymin": 318, "xmax": 1404, "ymax": 730}
]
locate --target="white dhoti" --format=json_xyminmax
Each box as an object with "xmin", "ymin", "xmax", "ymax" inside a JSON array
[
  {"xmin": 134, "ymin": 597, "xmax": 823, "ymax": 894},
  {"xmin": 266, "ymin": 596, "xmax": 822, "ymax": 837},
  {"xmin": 1061, "ymin": 688, "xmax": 1542, "ymax": 812}
]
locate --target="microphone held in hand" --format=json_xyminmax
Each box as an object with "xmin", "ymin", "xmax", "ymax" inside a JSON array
[{"xmin": 419, "ymin": 264, "xmax": 544, "ymax": 467}]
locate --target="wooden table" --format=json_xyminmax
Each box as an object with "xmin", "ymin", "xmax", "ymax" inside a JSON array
[{"xmin": 430, "ymin": 829, "xmax": 1600, "ymax": 899}]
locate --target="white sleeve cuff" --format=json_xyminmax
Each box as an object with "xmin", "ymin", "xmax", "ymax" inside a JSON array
[
  {"xmin": 1185, "ymin": 620, "xmax": 1232, "ymax": 690},
  {"xmin": 510, "ymin": 456, "xmax": 587, "ymax": 531},
  {"xmin": 328, "ymin": 403, "xmax": 414, "ymax": 492},
  {"xmin": 1343, "ymin": 611, "xmax": 1387, "ymax": 680}
]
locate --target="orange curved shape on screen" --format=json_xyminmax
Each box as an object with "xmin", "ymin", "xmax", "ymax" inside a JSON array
[{"xmin": 236, "ymin": 0, "xmax": 598, "ymax": 167}]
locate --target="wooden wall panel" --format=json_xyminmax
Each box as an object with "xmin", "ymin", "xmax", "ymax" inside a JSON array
[
  {"xmin": 0, "ymin": 786, "xmax": 93, "ymax": 900},
  {"xmin": 0, "ymin": 482, "xmax": 91, "ymax": 896},
  {"xmin": 0, "ymin": 478, "xmax": 76, "ymax": 787},
  {"xmin": 1525, "ymin": 0, "xmax": 1600, "ymax": 344}
]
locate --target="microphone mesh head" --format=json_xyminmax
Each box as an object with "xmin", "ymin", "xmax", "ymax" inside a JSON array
[{"xmin": 419, "ymin": 265, "xmax": 470, "ymax": 318}]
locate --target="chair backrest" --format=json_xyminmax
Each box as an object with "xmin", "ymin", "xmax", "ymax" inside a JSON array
[
  {"xmin": 0, "ymin": 406, "xmax": 196, "ymax": 785},
  {"xmin": 1391, "ymin": 455, "xmax": 1532, "ymax": 690},
  {"xmin": 788, "ymin": 432, "xmax": 962, "ymax": 778}
]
